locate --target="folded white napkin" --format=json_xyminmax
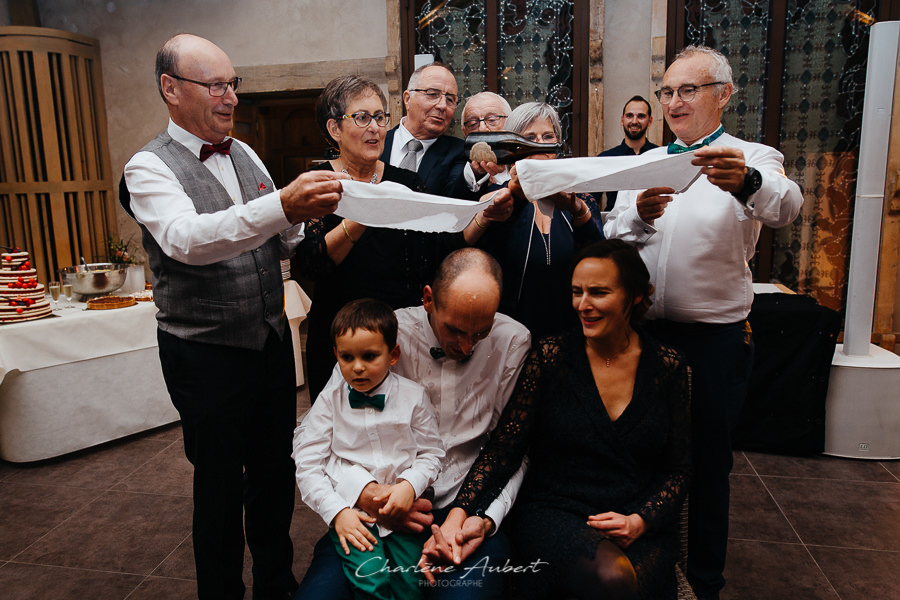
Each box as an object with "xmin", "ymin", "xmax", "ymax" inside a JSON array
[
  {"xmin": 516, "ymin": 151, "xmax": 703, "ymax": 200},
  {"xmin": 336, "ymin": 180, "xmax": 491, "ymax": 233}
]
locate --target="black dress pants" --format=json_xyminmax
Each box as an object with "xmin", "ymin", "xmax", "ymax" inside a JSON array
[
  {"xmin": 158, "ymin": 327, "xmax": 298, "ymax": 600},
  {"xmin": 646, "ymin": 319, "xmax": 754, "ymax": 598}
]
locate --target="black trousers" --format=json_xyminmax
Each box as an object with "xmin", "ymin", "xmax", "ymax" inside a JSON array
[
  {"xmin": 158, "ymin": 327, "xmax": 299, "ymax": 600},
  {"xmin": 645, "ymin": 319, "xmax": 754, "ymax": 598}
]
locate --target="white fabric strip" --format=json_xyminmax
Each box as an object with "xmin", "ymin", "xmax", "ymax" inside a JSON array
[
  {"xmin": 516, "ymin": 150, "xmax": 704, "ymax": 200},
  {"xmin": 336, "ymin": 180, "xmax": 492, "ymax": 233}
]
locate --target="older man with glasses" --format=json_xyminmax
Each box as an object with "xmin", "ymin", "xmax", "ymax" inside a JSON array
[
  {"xmin": 381, "ymin": 62, "xmax": 483, "ymax": 199},
  {"xmin": 123, "ymin": 34, "xmax": 346, "ymax": 600},
  {"xmin": 460, "ymin": 91, "xmax": 512, "ymax": 189},
  {"xmin": 604, "ymin": 45, "xmax": 803, "ymax": 600}
]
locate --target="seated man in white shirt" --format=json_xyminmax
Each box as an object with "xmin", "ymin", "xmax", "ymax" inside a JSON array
[{"xmin": 295, "ymin": 248, "xmax": 532, "ymax": 600}]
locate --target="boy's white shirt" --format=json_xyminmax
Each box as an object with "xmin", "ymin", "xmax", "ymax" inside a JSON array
[{"xmin": 292, "ymin": 366, "xmax": 444, "ymax": 537}]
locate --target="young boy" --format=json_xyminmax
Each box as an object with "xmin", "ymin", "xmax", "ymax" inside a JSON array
[{"xmin": 293, "ymin": 298, "xmax": 444, "ymax": 600}]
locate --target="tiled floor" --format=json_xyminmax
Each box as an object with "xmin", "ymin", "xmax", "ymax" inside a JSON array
[{"xmin": 2, "ymin": 395, "xmax": 899, "ymax": 599}]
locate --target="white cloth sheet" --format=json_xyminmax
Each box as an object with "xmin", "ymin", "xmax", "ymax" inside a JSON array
[
  {"xmin": 336, "ymin": 180, "xmax": 491, "ymax": 233},
  {"xmin": 515, "ymin": 150, "xmax": 704, "ymax": 200}
]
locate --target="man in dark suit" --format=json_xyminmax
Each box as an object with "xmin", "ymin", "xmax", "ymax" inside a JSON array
[
  {"xmin": 381, "ymin": 62, "xmax": 477, "ymax": 199},
  {"xmin": 598, "ymin": 95, "xmax": 659, "ymax": 210},
  {"xmin": 124, "ymin": 33, "xmax": 345, "ymax": 600}
]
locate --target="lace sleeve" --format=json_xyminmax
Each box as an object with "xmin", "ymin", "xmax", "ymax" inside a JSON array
[
  {"xmin": 626, "ymin": 343, "xmax": 692, "ymax": 531},
  {"xmin": 293, "ymin": 215, "xmax": 341, "ymax": 280},
  {"xmin": 453, "ymin": 337, "xmax": 557, "ymax": 515}
]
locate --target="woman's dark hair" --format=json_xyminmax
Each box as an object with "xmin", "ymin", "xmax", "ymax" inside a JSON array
[
  {"xmin": 569, "ymin": 239, "xmax": 653, "ymax": 325},
  {"xmin": 315, "ymin": 75, "xmax": 387, "ymax": 147}
]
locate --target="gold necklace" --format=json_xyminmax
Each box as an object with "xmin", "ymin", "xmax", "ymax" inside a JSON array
[{"xmin": 593, "ymin": 330, "xmax": 632, "ymax": 368}]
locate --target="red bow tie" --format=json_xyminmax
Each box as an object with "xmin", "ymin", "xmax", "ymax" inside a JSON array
[{"xmin": 199, "ymin": 139, "xmax": 233, "ymax": 161}]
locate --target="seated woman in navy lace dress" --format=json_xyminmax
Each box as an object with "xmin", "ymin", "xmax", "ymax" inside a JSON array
[{"xmin": 450, "ymin": 239, "xmax": 691, "ymax": 599}]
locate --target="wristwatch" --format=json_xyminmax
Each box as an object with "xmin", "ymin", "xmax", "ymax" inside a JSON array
[{"xmin": 734, "ymin": 167, "xmax": 762, "ymax": 205}]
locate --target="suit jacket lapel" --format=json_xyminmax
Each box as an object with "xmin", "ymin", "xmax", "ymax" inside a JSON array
[
  {"xmin": 380, "ymin": 127, "xmax": 397, "ymax": 163},
  {"xmin": 418, "ymin": 135, "xmax": 447, "ymax": 192}
]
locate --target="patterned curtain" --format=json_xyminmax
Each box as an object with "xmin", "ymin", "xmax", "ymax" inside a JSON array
[
  {"xmin": 682, "ymin": 0, "xmax": 879, "ymax": 311},
  {"xmin": 414, "ymin": 0, "xmax": 576, "ymax": 150}
]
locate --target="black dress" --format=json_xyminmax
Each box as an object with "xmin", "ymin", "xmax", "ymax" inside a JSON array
[
  {"xmin": 295, "ymin": 163, "xmax": 466, "ymax": 400},
  {"xmin": 477, "ymin": 193, "xmax": 602, "ymax": 339},
  {"xmin": 454, "ymin": 328, "xmax": 691, "ymax": 599}
]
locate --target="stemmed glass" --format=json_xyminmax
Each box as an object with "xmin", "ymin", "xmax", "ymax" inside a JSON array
[
  {"xmin": 48, "ymin": 281, "xmax": 61, "ymax": 311},
  {"xmin": 62, "ymin": 283, "xmax": 74, "ymax": 308}
]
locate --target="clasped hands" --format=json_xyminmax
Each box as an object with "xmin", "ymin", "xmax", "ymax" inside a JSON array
[
  {"xmin": 349, "ymin": 484, "xmax": 491, "ymax": 584},
  {"xmin": 333, "ymin": 479, "xmax": 428, "ymax": 555},
  {"xmin": 636, "ymin": 146, "xmax": 748, "ymax": 224}
]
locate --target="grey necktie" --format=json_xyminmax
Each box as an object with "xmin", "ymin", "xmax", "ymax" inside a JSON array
[{"xmin": 398, "ymin": 139, "xmax": 423, "ymax": 172}]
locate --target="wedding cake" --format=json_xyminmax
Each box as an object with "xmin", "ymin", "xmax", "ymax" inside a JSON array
[{"xmin": 0, "ymin": 249, "xmax": 52, "ymax": 323}]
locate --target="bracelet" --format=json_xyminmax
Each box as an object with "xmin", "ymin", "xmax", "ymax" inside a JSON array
[
  {"xmin": 341, "ymin": 220, "xmax": 357, "ymax": 244},
  {"xmin": 572, "ymin": 202, "xmax": 590, "ymax": 221},
  {"xmin": 473, "ymin": 215, "xmax": 489, "ymax": 229}
]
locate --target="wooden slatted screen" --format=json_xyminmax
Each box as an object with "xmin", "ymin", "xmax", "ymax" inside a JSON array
[{"xmin": 0, "ymin": 26, "xmax": 116, "ymax": 283}]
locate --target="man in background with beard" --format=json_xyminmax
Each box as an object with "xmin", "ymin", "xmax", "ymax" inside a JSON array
[{"xmin": 598, "ymin": 95, "xmax": 658, "ymax": 211}]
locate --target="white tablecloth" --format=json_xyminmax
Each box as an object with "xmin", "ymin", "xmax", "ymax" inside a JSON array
[{"xmin": 0, "ymin": 300, "xmax": 159, "ymax": 384}]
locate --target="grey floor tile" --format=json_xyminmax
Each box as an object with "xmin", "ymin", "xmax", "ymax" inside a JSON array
[
  {"xmin": 0, "ymin": 482, "xmax": 102, "ymax": 560},
  {"xmin": 0, "ymin": 460, "xmax": 18, "ymax": 481},
  {"xmin": 764, "ymin": 477, "xmax": 900, "ymax": 551},
  {"xmin": 153, "ymin": 504, "xmax": 326, "ymax": 585},
  {"xmin": 0, "ymin": 561, "xmax": 144, "ymax": 600},
  {"xmin": 732, "ymin": 451, "xmax": 753, "ymax": 474},
  {"xmin": 745, "ymin": 452, "xmax": 898, "ymax": 482},
  {"xmin": 721, "ymin": 540, "xmax": 838, "ymax": 600},
  {"xmin": 112, "ymin": 443, "xmax": 192, "ymax": 496},
  {"xmin": 292, "ymin": 504, "xmax": 328, "ymax": 577},
  {"xmin": 3, "ymin": 437, "xmax": 171, "ymax": 490},
  {"xmin": 16, "ymin": 490, "xmax": 191, "ymax": 574},
  {"xmin": 137, "ymin": 423, "xmax": 183, "ymax": 442},
  {"xmin": 126, "ymin": 576, "xmax": 198, "ymax": 600},
  {"xmin": 810, "ymin": 545, "xmax": 900, "ymax": 600},
  {"xmin": 150, "ymin": 535, "xmax": 195, "ymax": 580},
  {"xmin": 880, "ymin": 460, "xmax": 900, "ymax": 481},
  {"xmin": 728, "ymin": 474, "xmax": 799, "ymax": 543}
]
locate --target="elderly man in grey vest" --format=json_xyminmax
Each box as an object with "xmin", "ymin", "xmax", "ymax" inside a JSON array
[{"xmin": 124, "ymin": 34, "xmax": 346, "ymax": 600}]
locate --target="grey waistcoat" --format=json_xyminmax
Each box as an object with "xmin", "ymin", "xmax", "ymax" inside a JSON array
[{"xmin": 139, "ymin": 132, "xmax": 286, "ymax": 350}]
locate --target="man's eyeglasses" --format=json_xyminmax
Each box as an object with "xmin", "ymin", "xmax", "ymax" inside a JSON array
[
  {"xmin": 170, "ymin": 74, "xmax": 242, "ymax": 97},
  {"xmin": 463, "ymin": 115, "xmax": 507, "ymax": 130},
  {"xmin": 340, "ymin": 111, "xmax": 391, "ymax": 128},
  {"xmin": 654, "ymin": 82, "xmax": 724, "ymax": 105},
  {"xmin": 410, "ymin": 88, "xmax": 460, "ymax": 107}
]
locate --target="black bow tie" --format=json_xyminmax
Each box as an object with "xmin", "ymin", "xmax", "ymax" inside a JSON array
[
  {"xmin": 199, "ymin": 139, "xmax": 233, "ymax": 161},
  {"xmin": 430, "ymin": 347, "xmax": 445, "ymax": 360}
]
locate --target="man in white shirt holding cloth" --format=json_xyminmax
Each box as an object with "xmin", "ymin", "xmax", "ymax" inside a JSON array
[
  {"xmin": 604, "ymin": 45, "xmax": 803, "ymax": 600},
  {"xmin": 295, "ymin": 248, "xmax": 531, "ymax": 600}
]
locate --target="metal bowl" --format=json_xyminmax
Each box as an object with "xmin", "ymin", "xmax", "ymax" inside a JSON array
[{"xmin": 59, "ymin": 263, "xmax": 129, "ymax": 296}]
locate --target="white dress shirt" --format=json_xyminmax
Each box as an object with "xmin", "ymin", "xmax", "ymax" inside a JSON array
[
  {"xmin": 389, "ymin": 118, "xmax": 438, "ymax": 170},
  {"xmin": 604, "ymin": 130, "xmax": 803, "ymax": 323},
  {"xmin": 462, "ymin": 162, "xmax": 511, "ymax": 192},
  {"xmin": 293, "ymin": 370, "xmax": 444, "ymax": 536},
  {"xmin": 395, "ymin": 306, "xmax": 531, "ymax": 527},
  {"xmin": 124, "ymin": 120, "xmax": 303, "ymax": 266}
]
